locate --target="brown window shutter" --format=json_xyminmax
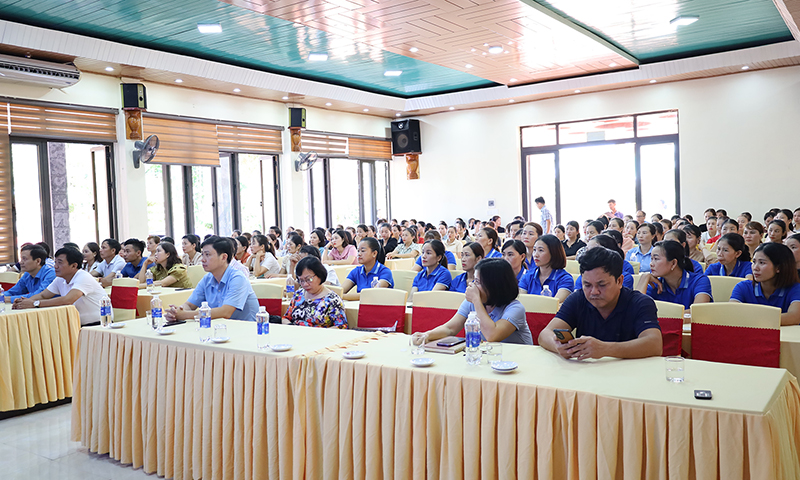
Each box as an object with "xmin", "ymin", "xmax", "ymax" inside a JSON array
[{"xmin": 142, "ymin": 115, "xmax": 220, "ymax": 167}]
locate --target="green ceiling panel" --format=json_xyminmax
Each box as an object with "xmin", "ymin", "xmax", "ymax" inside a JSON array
[{"xmin": 0, "ymin": 0, "xmax": 496, "ymax": 97}]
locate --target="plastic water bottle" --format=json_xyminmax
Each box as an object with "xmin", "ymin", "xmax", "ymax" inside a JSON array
[
  {"xmin": 256, "ymin": 306, "xmax": 270, "ymax": 350},
  {"xmin": 285, "ymin": 283, "xmax": 295, "ymax": 300},
  {"xmin": 115, "ymin": 271, "xmax": 122, "ymax": 280},
  {"xmin": 0, "ymin": 286, "xmax": 5, "ymax": 313},
  {"xmin": 542, "ymin": 285, "xmax": 552, "ymax": 297},
  {"xmin": 150, "ymin": 294, "xmax": 163, "ymax": 330},
  {"xmin": 100, "ymin": 295, "xmax": 113, "ymax": 327},
  {"xmin": 145, "ymin": 269, "xmax": 154, "ymax": 293},
  {"xmin": 465, "ymin": 311, "xmax": 481, "ymax": 365},
  {"xmin": 371, "ymin": 277, "xmax": 380, "ymax": 288},
  {"xmin": 198, "ymin": 301, "xmax": 212, "ymax": 342}
]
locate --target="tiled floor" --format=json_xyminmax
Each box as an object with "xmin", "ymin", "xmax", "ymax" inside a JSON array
[{"xmin": 0, "ymin": 404, "xmax": 156, "ymax": 480}]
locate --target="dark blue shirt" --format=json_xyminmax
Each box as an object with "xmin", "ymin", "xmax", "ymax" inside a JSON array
[
  {"xmin": 646, "ymin": 269, "xmax": 713, "ymax": 309},
  {"xmin": 485, "ymin": 249, "xmax": 502, "ymax": 259},
  {"xmin": 412, "ymin": 264, "xmax": 452, "ymax": 291},
  {"xmin": 556, "ymin": 287, "xmax": 660, "ymax": 342},
  {"xmin": 451, "ymin": 272, "xmax": 468, "ymax": 293},
  {"xmin": 121, "ymin": 256, "xmax": 147, "ymax": 278},
  {"xmin": 575, "ymin": 260, "xmax": 634, "ymax": 291},
  {"xmin": 346, "ymin": 262, "xmax": 394, "ymax": 292},
  {"xmin": 731, "ymin": 280, "xmax": 800, "ymax": 313},
  {"xmin": 705, "ymin": 260, "xmax": 752, "ymax": 278},
  {"xmin": 415, "ymin": 250, "xmax": 456, "ymax": 267},
  {"xmin": 4, "ymin": 265, "xmax": 56, "ymax": 301},
  {"xmin": 519, "ymin": 267, "xmax": 574, "ymax": 296}
]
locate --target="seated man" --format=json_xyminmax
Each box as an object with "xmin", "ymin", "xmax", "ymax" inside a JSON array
[
  {"xmin": 5, "ymin": 245, "xmax": 56, "ymax": 302},
  {"xmin": 164, "ymin": 236, "xmax": 259, "ymax": 322},
  {"xmin": 538, "ymin": 247, "xmax": 662, "ymax": 360},
  {"xmin": 120, "ymin": 238, "xmax": 148, "ymax": 278},
  {"xmin": 91, "ymin": 238, "xmax": 125, "ymax": 287},
  {"xmin": 14, "ymin": 247, "xmax": 107, "ymax": 326}
]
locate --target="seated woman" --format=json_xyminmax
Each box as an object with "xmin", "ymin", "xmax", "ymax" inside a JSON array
[
  {"xmin": 181, "ymin": 234, "xmax": 202, "ymax": 266},
  {"xmin": 444, "ymin": 226, "xmax": 463, "ymax": 256},
  {"xmin": 622, "ymin": 220, "xmax": 639, "ymax": 254},
  {"xmin": 652, "ymin": 220, "xmax": 664, "ymax": 243},
  {"xmin": 354, "ymin": 224, "xmax": 368, "ymax": 244},
  {"xmin": 385, "ymin": 227, "xmax": 421, "ymax": 260},
  {"xmin": 705, "ymin": 233, "xmax": 752, "ymax": 278},
  {"xmin": 451, "ymin": 243, "xmax": 484, "ymax": 293},
  {"xmin": 626, "ymin": 222, "xmax": 656, "ymax": 272},
  {"xmin": 767, "ymin": 219, "xmax": 788, "ymax": 244},
  {"xmin": 561, "ymin": 220, "xmax": 586, "ymax": 260},
  {"xmin": 135, "ymin": 241, "xmax": 191, "ymax": 288},
  {"xmin": 234, "ymin": 236, "xmax": 250, "ymax": 265},
  {"xmin": 743, "ymin": 221, "xmax": 764, "ymax": 256},
  {"xmin": 82, "ymin": 242, "xmax": 102, "ymax": 272},
  {"xmin": 341, "ymin": 238, "xmax": 394, "ymax": 301},
  {"xmin": 719, "ymin": 219, "xmax": 740, "ymax": 237},
  {"xmin": 248, "ymin": 234, "xmax": 281, "ymax": 278},
  {"xmin": 146, "ymin": 235, "xmax": 160, "ymax": 259},
  {"xmin": 309, "ymin": 228, "xmax": 328, "ymax": 255},
  {"xmin": 279, "ymin": 233, "xmax": 305, "ymax": 275},
  {"xmin": 574, "ymin": 220, "xmax": 604, "ymax": 259},
  {"xmin": 322, "ymin": 229, "xmax": 358, "ymax": 265},
  {"xmin": 501, "ymin": 239, "xmax": 527, "ymax": 284},
  {"xmin": 285, "ymin": 245, "xmax": 341, "ymax": 287},
  {"xmin": 475, "ymin": 227, "xmax": 502, "ymax": 259},
  {"xmin": 635, "ymin": 240, "xmax": 712, "ymax": 311},
  {"xmin": 282, "ymin": 256, "xmax": 348, "ymax": 329},
  {"xmin": 573, "ymin": 233, "xmax": 634, "ymax": 290},
  {"xmin": 786, "ymin": 233, "xmax": 800, "ymax": 277},
  {"xmin": 519, "ymin": 234, "xmax": 573, "ymax": 302},
  {"xmin": 553, "ymin": 224, "xmax": 565, "ymax": 242},
  {"xmin": 682, "ymin": 224, "xmax": 717, "ymax": 265},
  {"xmin": 419, "ymin": 258, "xmax": 533, "ymax": 345},
  {"xmin": 410, "ymin": 240, "xmax": 452, "ymax": 301},
  {"xmin": 412, "ymin": 231, "xmax": 457, "ymax": 271},
  {"xmin": 700, "ymin": 217, "xmax": 720, "ymax": 247},
  {"xmin": 731, "ymin": 243, "xmax": 800, "ymax": 326},
  {"xmin": 520, "ymin": 222, "xmax": 543, "ymax": 268},
  {"xmin": 663, "ymin": 229, "xmax": 704, "ymax": 274}
]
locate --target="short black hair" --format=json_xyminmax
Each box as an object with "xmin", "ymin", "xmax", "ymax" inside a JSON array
[
  {"xmin": 534, "ymin": 196, "xmax": 545, "ymax": 204},
  {"xmin": 587, "ymin": 221, "xmax": 605, "ymax": 235},
  {"xmin": 579, "ymin": 246, "xmax": 623, "ymax": 279},
  {"xmin": 23, "ymin": 246, "xmax": 47, "ymax": 266},
  {"xmin": 63, "ymin": 242, "xmax": 80, "ymax": 251},
  {"xmin": 200, "ymin": 235, "xmax": 233, "ymax": 263},
  {"xmin": 55, "ymin": 247, "xmax": 83, "ymax": 268},
  {"xmin": 299, "ymin": 244, "xmax": 322, "ymax": 260},
  {"xmin": 295, "ymin": 256, "xmax": 328, "ymax": 283},
  {"xmin": 123, "ymin": 238, "xmax": 145, "ymax": 254},
  {"xmin": 162, "ymin": 236, "xmax": 175, "ymax": 244},
  {"xmin": 182, "ymin": 235, "xmax": 199, "ymax": 249},
  {"xmin": 653, "ymin": 240, "xmax": 690, "ymax": 272},
  {"xmin": 754, "ymin": 243, "xmax": 799, "ymax": 289},
  {"xmin": 475, "ymin": 258, "xmax": 518, "ymax": 307},
  {"xmin": 36, "ymin": 241, "xmax": 51, "ymax": 257},
  {"xmin": 102, "ymin": 238, "xmax": 121, "ymax": 255}
]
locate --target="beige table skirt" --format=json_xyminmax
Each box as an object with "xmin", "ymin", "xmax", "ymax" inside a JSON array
[{"xmin": 0, "ymin": 305, "xmax": 81, "ymax": 411}]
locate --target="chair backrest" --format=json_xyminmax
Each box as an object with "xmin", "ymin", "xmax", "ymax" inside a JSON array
[
  {"xmin": 629, "ymin": 261, "xmax": 641, "ymax": 274},
  {"xmin": 570, "ymin": 273, "xmax": 579, "ymax": 283},
  {"xmin": 358, "ymin": 288, "xmax": 409, "ymax": 332},
  {"xmin": 631, "ymin": 274, "xmax": 641, "ymax": 289},
  {"xmin": 690, "ymin": 303, "xmax": 781, "ymax": 368},
  {"xmin": 110, "ymin": 278, "xmax": 138, "ymax": 311},
  {"xmin": 455, "ymin": 257, "xmax": 463, "ymax": 270},
  {"xmin": 186, "ymin": 264, "xmax": 206, "ymax": 288},
  {"xmin": 698, "ymin": 262, "xmax": 706, "ymax": 272},
  {"xmin": 259, "ymin": 277, "xmax": 287, "ymax": 287},
  {"xmin": 252, "ymin": 283, "xmax": 284, "ymax": 316},
  {"xmin": 449, "ymin": 269, "xmax": 465, "ymax": 280},
  {"xmin": 327, "ymin": 285, "xmax": 343, "ymax": 298},
  {"xmin": 331, "ymin": 265, "xmax": 357, "ymax": 282},
  {"xmin": 654, "ymin": 300, "xmax": 684, "ymax": 357},
  {"xmin": 565, "ymin": 260, "xmax": 580, "ymax": 274},
  {"xmin": 391, "ymin": 270, "xmax": 416, "ymax": 295},
  {"xmin": 517, "ymin": 293, "xmax": 558, "ymax": 345},
  {"xmin": 0, "ymin": 271, "xmax": 19, "ymax": 290},
  {"xmin": 113, "ymin": 307, "xmax": 136, "ymax": 321},
  {"xmin": 411, "ymin": 291, "xmax": 466, "ymax": 333},
  {"xmin": 385, "ymin": 258, "xmax": 414, "ymax": 271},
  {"xmin": 708, "ymin": 276, "xmax": 742, "ymax": 303}
]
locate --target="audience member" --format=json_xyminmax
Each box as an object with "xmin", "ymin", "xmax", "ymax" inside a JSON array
[
  {"xmin": 323, "ymin": 228, "xmax": 358, "ymax": 265},
  {"xmin": 181, "ymin": 235, "xmax": 202, "ymax": 266},
  {"xmin": 3, "ymin": 245, "xmax": 55, "ymax": 302},
  {"xmin": 519, "ymin": 234, "xmax": 573, "ymax": 302},
  {"xmin": 91, "ymin": 238, "xmax": 125, "ymax": 287},
  {"xmin": 282, "ymin": 257, "xmax": 347, "ymax": 328},
  {"xmin": 636, "ymin": 240, "xmax": 712, "ymax": 311},
  {"xmin": 705, "ymin": 233, "xmax": 752, "ymax": 278},
  {"xmin": 451, "ymin": 242, "xmax": 484, "ymax": 293},
  {"xmin": 410, "ymin": 240, "xmax": 452, "ymax": 301},
  {"xmin": 731, "ymin": 243, "xmax": 800, "ymax": 326},
  {"xmin": 137, "ymin": 241, "xmax": 191, "ymax": 288},
  {"xmin": 341, "ymin": 237, "xmax": 394, "ymax": 301},
  {"xmin": 82, "ymin": 242, "xmax": 102, "ymax": 272},
  {"xmin": 120, "ymin": 238, "xmax": 148, "ymax": 278}
]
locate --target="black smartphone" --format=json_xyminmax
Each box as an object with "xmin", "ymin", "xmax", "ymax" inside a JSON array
[
  {"xmin": 165, "ymin": 319, "xmax": 187, "ymax": 326},
  {"xmin": 436, "ymin": 336, "xmax": 465, "ymax": 348},
  {"xmin": 554, "ymin": 329, "xmax": 574, "ymax": 344},
  {"xmin": 694, "ymin": 390, "xmax": 712, "ymax": 400}
]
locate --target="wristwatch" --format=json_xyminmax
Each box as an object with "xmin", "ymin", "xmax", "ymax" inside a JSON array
[{"xmin": 33, "ymin": 300, "xmax": 40, "ymax": 308}]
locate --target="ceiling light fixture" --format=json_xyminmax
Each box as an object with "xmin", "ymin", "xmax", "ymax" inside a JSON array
[
  {"xmin": 609, "ymin": 62, "xmax": 617, "ymax": 67},
  {"xmin": 670, "ymin": 15, "xmax": 699, "ymax": 26},
  {"xmin": 483, "ymin": 43, "xmax": 489, "ymax": 46},
  {"xmin": 741, "ymin": 65, "xmax": 750, "ymax": 70},
  {"xmin": 308, "ymin": 53, "xmax": 328, "ymax": 61},
  {"xmin": 395, "ymin": 113, "xmax": 401, "ymax": 117},
  {"xmin": 488, "ymin": 46, "xmax": 503, "ymax": 54},
  {"xmin": 470, "ymin": 48, "xmax": 476, "ymax": 52},
  {"xmin": 197, "ymin": 23, "xmax": 222, "ymax": 34},
  {"xmin": 465, "ymin": 64, "xmax": 473, "ymax": 68},
  {"xmin": 510, "ymin": 78, "xmax": 517, "ymax": 82},
  {"xmin": 449, "ymin": 107, "xmax": 455, "ymax": 110},
  {"xmin": 384, "ymin": 70, "xmax": 402, "ymax": 76},
  {"xmin": 105, "ymin": 66, "xmax": 114, "ymax": 72},
  {"xmin": 409, "ymin": 47, "xmax": 418, "ymax": 53},
  {"xmin": 509, "ymin": 99, "xmax": 515, "ymax": 103},
  {"xmin": 233, "ymin": 88, "xmax": 241, "ymax": 93},
  {"xmin": 649, "ymin": 79, "xmax": 657, "ymax": 84},
  {"xmin": 363, "ymin": 108, "xmax": 369, "ymax": 112},
  {"xmin": 175, "ymin": 79, "xmax": 183, "ymax": 83},
  {"xmin": 282, "ymin": 96, "xmax": 289, "ymax": 100},
  {"xmin": 325, "ymin": 102, "xmax": 332, "ymax": 106},
  {"xmin": 574, "ymin": 89, "xmax": 581, "ymax": 93}
]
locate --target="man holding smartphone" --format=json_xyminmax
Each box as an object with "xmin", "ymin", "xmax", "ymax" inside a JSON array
[{"xmin": 539, "ymin": 247, "xmax": 662, "ymax": 360}]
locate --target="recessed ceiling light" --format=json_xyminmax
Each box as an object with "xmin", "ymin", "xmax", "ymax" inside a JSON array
[
  {"xmin": 197, "ymin": 23, "xmax": 222, "ymax": 34},
  {"xmin": 482, "ymin": 52, "xmax": 487, "ymax": 56},
  {"xmin": 508, "ymin": 41, "xmax": 513, "ymax": 45},
  {"xmin": 488, "ymin": 46, "xmax": 503, "ymax": 54},
  {"xmin": 609, "ymin": 62, "xmax": 617, "ymax": 67},
  {"xmin": 510, "ymin": 78, "xmax": 517, "ymax": 82},
  {"xmin": 384, "ymin": 70, "xmax": 402, "ymax": 76},
  {"xmin": 741, "ymin": 65, "xmax": 750, "ymax": 70},
  {"xmin": 649, "ymin": 79, "xmax": 657, "ymax": 84},
  {"xmin": 282, "ymin": 96, "xmax": 289, "ymax": 100},
  {"xmin": 308, "ymin": 53, "xmax": 328, "ymax": 62},
  {"xmin": 574, "ymin": 89, "xmax": 581, "ymax": 93},
  {"xmin": 465, "ymin": 64, "xmax": 473, "ymax": 68},
  {"xmin": 409, "ymin": 47, "xmax": 418, "ymax": 53},
  {"xmin": 449, "ymin": 107, "xmax": 455, "ymax": 110},
  {"xmin": 504, "ymin": 50, "xmax": 509, "ymax": 54},
  {"xmin": 670, "ymin": 15, "xmax": 699, "ymax": 26},
  {"xmin": 395, "ymin": 113, "xmax": 401, "ymax": 117},
  {"xmin": 363, "ymin": 108, "xmax": 369, "ymax": 112},
  {"xmin": 470, "ymin": 48, "xmax": 476, "ymax": 52},
  {"xmin": 175, "ymin": 79, "xmax": 183, "ymax": 83},
  {"xmin": 104, "ymin": 66, "xmax": 114, "ymax": 72},
  {"xmin": 483, "ymin": 43, "xmax": 489, "ymax": 47},
  {"xmin": 233, "ymin": 88, "xmax": 241, "ymax": 93},
  {"xmin": 509, "ymin": 99, "xmax": 515, "ymax": 103},
  {"xmin": 325, "ymin": 102, "xmax": 332, "ymax": 106}
]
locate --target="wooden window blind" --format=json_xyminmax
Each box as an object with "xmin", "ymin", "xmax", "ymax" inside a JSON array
[
  {"xmin": 143, "ymin": 115, "xmax": 220, "ymax": 167},
  {"xmin": 301, "ymin": 132, "xmax": 348, "ymax": 157},
  {"xmin": 0, "ymin": 132, "xmax": 14, "ymax": 263},
  {"xmin": 348, "ymin": 137, "xmax": 392, "ymax": 160},
  {"xmin": 0, "ymin": 102, "xmax": 117, "ymax": 143},
  {"xmin": 217, "ymin": 124, "xmax": 282, "ymax": 154}
]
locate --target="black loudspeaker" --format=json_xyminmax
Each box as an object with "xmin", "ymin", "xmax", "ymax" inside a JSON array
[
  {"xmin": 121, "ymin": 83, "xmax": 147, "ymax": 109},
  {"xmin": 289, "ymin": 108, "xmax": 306, "ymax": 128},
  {"xmin": 391, "ymin": 119, "xmax": 421, "ymax": 155}
]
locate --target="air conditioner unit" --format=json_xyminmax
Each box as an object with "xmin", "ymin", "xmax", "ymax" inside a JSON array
[{"xmin": 0, "ymin": 53, "xmax": 81, "ymax": 88}]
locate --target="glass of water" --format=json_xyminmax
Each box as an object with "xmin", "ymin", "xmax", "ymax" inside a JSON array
[
  {"xmin": 410, "ymin": 333, "xmax": 428, "ymax": 355},
  {"xmin": 213, "ymin": 324, "xmax": 228, "ymax": 341},
  {"xmin": 665, "ymin": 356, "xmax": 685, "ymax": 382},
  {"xmin": 484, "ymin": 342, "xmax": 503, "ymax": 365}
]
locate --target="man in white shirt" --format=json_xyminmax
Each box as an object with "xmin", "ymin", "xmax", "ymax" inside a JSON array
[
  {"xmin": 91, "ymin": 238, "xmax": 125, "ymax": 287},
  {"xmin": 15, "ymin": 247, "xmax": 107, "ymax": 326}
]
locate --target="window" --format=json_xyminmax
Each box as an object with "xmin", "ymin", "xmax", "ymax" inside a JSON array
[
  {"xmin": 145, "ymin": 164, "xmax": 166, "ymax": 235},
  {"xmin": 235, "ymin": 153, "xmax": 280, "ymax": 232},
  {"xmin": 216, "ymin": 154, "xmax": 233, "ymax": 236},
  {"xmin": 329, "ymin": 159, "xmax": 361, "ymax": 227},
  {"xmin": 192, "ymin": 166, "xmax": 215, "ymax": 238},
  {"xmin": 374, "ymin": 161, "xmax": 390, "ymax": 222},
  {"xmin": 10, "ymin": 143, "xmax": 43, "ymax": 248},
  {"xmin": 170, "ymin": 165, "xmax": 186, "ymax": 236}
]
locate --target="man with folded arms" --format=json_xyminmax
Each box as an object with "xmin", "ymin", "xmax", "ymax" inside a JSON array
[
  {"xmin": 539, "ymin": 247, "xmax": 662, "ymax": 360},
  {"xmin": 91, "ymin": 238, "xmax": 125, "ymax": 287},
  {"xmin": 4, "ymin": 245, "xmax": 56, "ymax": 303},
  {"xmin": 15, "ymin": 247, "xmax": 107, "ymax": 326}
]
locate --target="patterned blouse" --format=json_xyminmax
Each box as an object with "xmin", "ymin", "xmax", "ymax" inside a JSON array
[
  {"xmin": 283, "ymin": 290, "xmax": 348, "ymax": 329},
  {"xmin": 393, "ymin": 242, "xmax": 421, "ymax": 257}
]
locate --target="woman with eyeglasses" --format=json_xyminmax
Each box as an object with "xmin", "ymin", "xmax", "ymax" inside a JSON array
[{"xmin": 282, "ymin": 256, "xmax": 348, "ymax": 328}]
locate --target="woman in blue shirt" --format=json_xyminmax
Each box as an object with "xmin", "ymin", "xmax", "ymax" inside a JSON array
[
  {"xmin": 705, "ymin": 233, "xmax": 752, "ymax": 278},
  {"xmin": 573, "ymin": 233, "xmax": 634, "ymax": 290},
  {"xmin": 626, "ymin": 222, "xmax": 656, "ymax": 272},
  {"xmin": 519, "ymin": 234, "xmax": 573, "ymax": 302},
  {"xmin": 520, "ymin": 222, "xmax": 543, "ymax": 269},
  {"xmin": 451, "ymin": 243, "xmax": 483, "ymax": 293},
  {"xmin": 636, "ymin": 240, "xmax": 712, "ymax": 312},
  {"xmin": 410, "ymin": 240, "xmax": 452, "ymax": 302},
  {"xmin": 731, "ymin": 243, "xmax": 800, "ymax": 326},
  {"xmin": 341, "ymin": 238, "xmax": 394, "ymax": 301},
  {"xmin": 501, "ymin": 240, "xmax": 527, "ymax": 285},
  {"xmin": 663, "ymin": 228, "xmax": 704, "ymax": 274},
  {"xmin": 475, "ymin": 227, "xmax": 502, "ymax": 259}
]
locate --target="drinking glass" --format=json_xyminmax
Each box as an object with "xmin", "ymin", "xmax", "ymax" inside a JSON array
[
  {"xmin": 214, "ymin": 324, "xmax": 228, "ymax": 341},
  {"xmin": 146, "ymin": 310, "xmax": 154, "ymax": 330},
  {"xmin": 410, "ymin": 333, "xmax": 428, "ymax": 355},
  {"xmin": 484, "ymin": 342, "xmax": 503, "ymax": 365},
  {"xmin": 665, "ymin": 356, "xmax": 685, "ymax": 382}
]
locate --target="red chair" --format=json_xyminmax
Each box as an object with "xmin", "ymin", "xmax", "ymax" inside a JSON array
[
  {"xmin": 654, "ymin": 300, "xmax": 684, "ymax": 357},
  {"xmin": 0, "ymin": 271, "xmax": 19, "ymax": 291},
  {"xmin": 357, "ymin": 288, "xmax": 408, "ymax": 332},
  {"xmin": 252, "ymin": 283, "xmax": 284, "ymax": 316},
  {"xmin": 411, "ymin": 291, "xmax": 465, "ymax": 333},
  {"xmin": 110, "ymin": 278, "xmax": 138, "ymax": 320},
  {"xmin": 690, "ymin": 303, "xmax": 781, "ymax": 368},
  {"xmin": 517, "ymin": 294, "xmax": 559, "ymax": 345}
]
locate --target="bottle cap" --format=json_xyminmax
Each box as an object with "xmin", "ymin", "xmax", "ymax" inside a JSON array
[
  {"xmin": 201, "ymin": 301, "xmax": 209, "ymax": 307},
  {"xmin": 258, "ymin": 306, "xmax": 266, "ymax": 312}
]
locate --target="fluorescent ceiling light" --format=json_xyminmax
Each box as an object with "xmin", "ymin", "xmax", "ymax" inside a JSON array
[
  {"xmin": 104, "ymin": 66, "xmax": 114, "ymax": 72},
  {"xmin": 395, "ymin": 113, "xmax": 401, "ymax": 117},
  {"xmin": 233, "ymin": 88, "xmax": 240, "ymax": 92},
  {"xmin": 384, "ymin": 70, "xmax": 402, "ymax": 76},
  {"xmin": 409, "ymin": 47, "xmax": 418, "ymax": 53},
  {"xmin": 670, "ymin": 15, "xmax": 699, "ymax": 26},
  {"xmin": 175, "ymin": 79, "xmax": 183, "ymax": 83},
  {"xmin": 308, "ymin": 53, "xmax": 328, "ymax": 62},
  {"xmin": 488, "ymin": 46, "xmax": 503, "ymax": 54},
  {"xmin": 197, "ymin": 23, "xmax": 222, "ymax": 34},
  {"xmin": 509, "ymin": 99, "xmax": 515, "ymax": 103}
]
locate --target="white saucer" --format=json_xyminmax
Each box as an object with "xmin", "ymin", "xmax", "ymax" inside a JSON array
[
  {"xmin": 157, "ymin": 327, "xmax": 176, "ymax": 335},
  {"xmin": 342, "ymin": 350, "xmax": 365, "ymax": 359},
  {"xmin": 108, "ymin": 323, "xmax": 125, "ymax": 329},
  {"xmin": 270, "ymin": 343, "xmax": 292, "ymax": 352},
  {"xmin": 212, "ymin": 337, "xmax": 230, "ymax": 343},
  {"xmin": 410, "ymin": 357, "xmax": 435, "ymax": 367},
  {"xmin": 491, "ymin": 361, "xmax": 518, "ymax": 372}
]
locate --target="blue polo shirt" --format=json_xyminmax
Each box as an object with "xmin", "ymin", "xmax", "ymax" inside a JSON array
[
  {"xmin": 646, "ymin": 269, "xmax": 713, "ymax": 309},
  {"xmin": 120, "ymin": 256, "xmax": 148, "ymax": 278},
  {"xmin": 415, "ymin": 250, "xmax": 457, "ymax": 267},
  {"xmin": 412, "ymin": 264, "xmax": 452, "ymax": 291},
  {"xmin": 626, "ymin": 245, "xmax": 653, "ymax": 273},
  {"xmin": 516, "ymin": 268, "xmax": 527, "ymax": 285},
  {"xmin": 451, "ymin": 272, "xmax": 468, "ymax": 293},
  {"xmin": 519, "ymin": 267, "xmax": 574, "ymax": 296},
  {"xmin": 187, "ymin": 264, "xmax": 260, "ymax": 321},
  {"xmin": 731, "ymin": 280, "xmax": 800, "ymax": 313},
  {"xmin": 556, "ymin": 287, "xmax": 660, "ymax": 342},
  {"xmin": 574, "ymin": 260, "xmax": 634, "ymax": 291},
  {"xmin": 346, "ymin": 262, "xmax": 394, "ymax": 292},
  {"xmin": 456, "ymin": 299, "xmax": 532, "ymax": 345},
  {"xmin": 485, "ymin": 249, "xmax": 502, "ymax": 259},
  {"xmin": 4, "ymin": 265, "xmax": 56, "ymax": 301},
  {"xmin": 705, "ymin": 260, "xmax": 752, "ymax": 278}
]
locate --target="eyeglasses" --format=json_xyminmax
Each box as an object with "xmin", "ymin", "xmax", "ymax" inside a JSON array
[{"xmin": 297, "ymin": 275, "xmax": 316, "ymax": 285}]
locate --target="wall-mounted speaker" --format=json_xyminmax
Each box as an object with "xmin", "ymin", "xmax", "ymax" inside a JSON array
[
  {"xmin": 290, "ymin": 108, "xmax": 306, "ymax": 128},
  {"xmin": 391, "ymin": 119, "xmax": 421, "ymax": 155},
  {"xmin": 121, "ymin": 83, "xmax": 147, "ymax": 109}
]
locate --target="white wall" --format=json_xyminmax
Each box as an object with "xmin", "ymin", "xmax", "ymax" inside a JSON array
[{"xmin": 390, "ymin": 66, "xmax": 800, "ymax": 226}]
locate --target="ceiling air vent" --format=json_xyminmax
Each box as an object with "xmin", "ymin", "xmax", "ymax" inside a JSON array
[{"xmin": 0, "ymin": 53, "xmax": 81, "ymax": 88}]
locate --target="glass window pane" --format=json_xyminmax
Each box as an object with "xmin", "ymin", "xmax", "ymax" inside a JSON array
[
  {"xmin": 559, "ymin": 116, "xmax": 634, "ymax": 145},
  {"xmin": 310, "ymin": 161, "xmax": 326, "ymax": 230},
  {"xmin": 559, "ymin": 143, "xmax": 636, "ymax": 223},
  {"xmin": 637, "ymin": 111, "xmax": 678, "ymax": 137},
  {"xmin": 93, "ymin": 148, "xmax": 110, "ymax": 242},
  {"xmin": 262, "ymin": 157, "xmax": 278, "ymax": 229},
  {"xmin": 64, "ymin": 143, "xmax": 102, "ymax": 245},
  {"xmin": 192, "ymin": 166, "xmax": 215, "ymax": 237},
  {"xmin": 375, "ymin": 161, "xmax": 389, "ymax": 222},
  {"xmin": 170, "ymin": 166, "xmax": 185, "ymax": 236},
  {"xmin": 329, "ymin": 159, "xmax": 360, "ymax": 228},
  {"xmin": 521, "ymin": 125, "xmax": 557, "ymax": 147},
  {"xmin": 216, "ymin": 154, "xmax": 232, "ymax": 236},
  {"xmin": 361, "ymin": 162, "xmax": 374, "ymax": 226},
  {"xmin": 526, "ymin": 153, "xmax": 556, "ymax": 230},
  {"xmin": 11, "ymin": 143, "xmax": 43, "ymax": 248},
  {"xmin": 238, "ymin": 153, "xmax": 264, "ymax": 233},
  {"xmin": 641, "ymin": 143, "xmax": 677, "ymax": 218},
  {"xmin": 144, "ymin": 164, "xmax": 166, "ymax": 236}
]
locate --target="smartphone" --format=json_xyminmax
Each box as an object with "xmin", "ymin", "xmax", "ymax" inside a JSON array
[
  {"xmin": 165, "ymin": 319, "xmax": 187, "ymax": 326},
  {"xmin": 436, "ymin": 336, "xmax": 465, "ymax": 348},
  {"xmin": 554, "ymin": 329, "xmax": 574, "ymax": 344},
  {"xmin": 694, "ymin": 390, "xmax": 712, "ymax": 400}
]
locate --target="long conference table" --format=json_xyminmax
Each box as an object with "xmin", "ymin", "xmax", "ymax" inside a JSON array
[{"xmin": 71, "ymin": 319, "xmax": 800, "ymax": 479}]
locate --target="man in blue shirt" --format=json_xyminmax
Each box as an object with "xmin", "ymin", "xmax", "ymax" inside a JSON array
[
  {"xmin": 539, "ymin": 247, "xmax": 662, "ymax": 360},
  {"xmin": 120, "ymin": 238, "xmax": 148, "ymax": 278},
  {"xmin": 164, "ymin": 236, "xmax": 259, "ymax": 322},
  {"xmin": 5, "ymin": 245, "xmax": 56, "ymax": 302}
]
